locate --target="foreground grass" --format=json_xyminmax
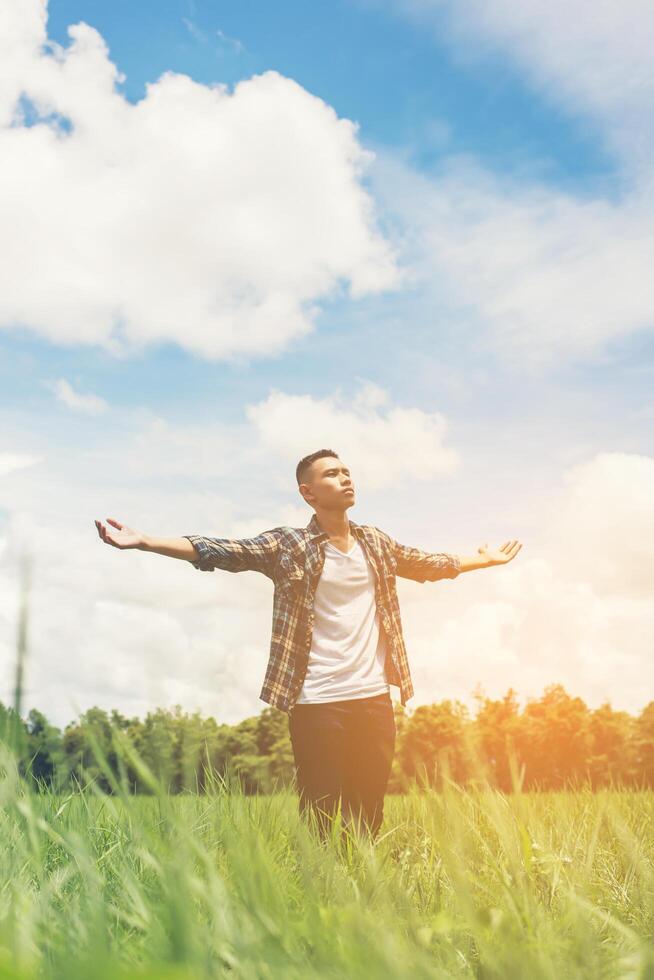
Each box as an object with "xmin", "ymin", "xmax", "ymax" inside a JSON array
[{"xmin": 1, "ymin": 741, "xmax": 653, "ymax": 980}]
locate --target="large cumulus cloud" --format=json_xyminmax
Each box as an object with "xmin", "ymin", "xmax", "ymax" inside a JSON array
[{"xmin": 0, "ymin": 0, "xmax": 398, "ymax": 359}]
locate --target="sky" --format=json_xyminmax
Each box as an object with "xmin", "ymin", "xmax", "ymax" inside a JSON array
[{"xmin": 1, "ymin": 0, "xmax": 653, "ymax": 729}]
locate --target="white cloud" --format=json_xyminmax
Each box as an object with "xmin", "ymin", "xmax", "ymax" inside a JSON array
[
  {"xmin": 542, "ymin": 451, "xmax": 653, "ymax": 599},
  {"xmin": 0, "ymin": 452, "xmax": 42, "ymax": 476},
  {"xmin": 215, "ymin": 29, "xmax": 245, "ymax": 55},
  {"xmin": 371, "ymin": 153, "xmax": 654, "ymax": 373},
  {"xmin": 245, "ymin": 381, "xmax": 461, "ymax": 489},
  {"xmin": 182, "ymin": 18, "xmax": 245, "ymax": 55},
  {"xmin": 45, "ymin": 378, "xmax": 108, "ymax": 414},
  {"xmin": 181, "ymin": 17, "xmax": 208, "ymax": 46},
  {"xmin": 0, "ymin": 0, "xmax": 398, "ymax": 360},
  {"xmin": 399, "ymin": 451, "xmax": 654, "ymax": 715},
  {"xmin": 392, "ymin": 0, "xmax": 654, "ymax": 161}
]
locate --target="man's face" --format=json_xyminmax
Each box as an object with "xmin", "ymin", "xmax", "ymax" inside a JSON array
[{"xmin": 300, "ymin": 457, "xmax": 355, "ymax": 510}]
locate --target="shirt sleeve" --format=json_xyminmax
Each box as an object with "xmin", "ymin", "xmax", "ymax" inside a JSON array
[
  {"xmin": 390, "ymin": 538, "xmax": 462, "ymax": 583},
  {"xmin": 182, "ymin": 529, "xmax": 281, "ymax": 578}
]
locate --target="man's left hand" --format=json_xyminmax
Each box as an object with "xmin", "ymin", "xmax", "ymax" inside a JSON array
[{"xmin": 478, "ymin": 540, "xmax": 522, "ymax": 566}]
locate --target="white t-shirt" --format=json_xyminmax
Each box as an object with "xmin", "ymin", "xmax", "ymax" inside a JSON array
[{"xmin": 296, "ymin": 538, "xmax": 390, "ymax": 704}]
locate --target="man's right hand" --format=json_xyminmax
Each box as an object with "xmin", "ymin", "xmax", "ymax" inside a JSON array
[{"xmin": 95, "ymin": 518, "xmax": 143, "ymax": 550}]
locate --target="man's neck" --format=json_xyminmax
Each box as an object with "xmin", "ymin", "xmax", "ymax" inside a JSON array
[{"xmin": 312, "ymin": 508, "xmax": 350, "ymax": 539}]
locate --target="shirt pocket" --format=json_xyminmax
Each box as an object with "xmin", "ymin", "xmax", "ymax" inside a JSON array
[{"xmin": 274, "ymin": 550, "xmax": 306, "ymax": 595}]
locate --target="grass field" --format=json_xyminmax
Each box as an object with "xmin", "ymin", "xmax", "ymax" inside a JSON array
[{"xmin": 1, "ymin": 735, "xmax": 653, "ymax": 980}]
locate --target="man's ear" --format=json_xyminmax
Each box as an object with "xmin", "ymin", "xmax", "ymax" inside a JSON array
[{"xmin": 300, "ymin": 485, "xmax": 316, "ymax": 506}]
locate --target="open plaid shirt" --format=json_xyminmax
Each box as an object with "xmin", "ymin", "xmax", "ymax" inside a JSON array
[{"xmin": 183, "ymin": 513, "xmax": 461, "ymax": 713}]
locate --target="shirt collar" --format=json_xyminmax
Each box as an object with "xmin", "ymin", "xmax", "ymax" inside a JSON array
[{"xmin": 306, "ymin": 512, "xmax": 362, "ymax": 541}]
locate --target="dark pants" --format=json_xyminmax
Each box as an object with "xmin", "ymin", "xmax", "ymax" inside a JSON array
[{"xmin": 288, "ymin": 692, "xmax": 396, "ymax": 840}]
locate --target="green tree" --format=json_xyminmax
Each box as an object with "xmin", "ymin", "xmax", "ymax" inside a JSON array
[
  {"xmin": 387, "ymin": 700, "xmax": 409, "ymax": 793},
  {"xmin": 399, "ymin": 699, "xmax": 472, "ymax": 789},
  {"xmin": 515, "ymin": 684, "xmax": 592, "ymax": 790},
  {"xmin": 587, "ymin": 702, "xmax": 637, "ymax": 788},
  {"xmin": 254, "ymin": 708, "xmax": 295, "ymax": 791},
  {"xmin": 472, "ymin": 688, "xmax": 522, "ymax": 791},
  {"xmin": 634, "ymin": 701, "xmax": 654, "ymax": 788},
  {"xmin": 0, "ymin": 701, "xmax": 27, "ymax": 760},
  {"xmin": 62, "ymin": 706, "xmax": 119, "ymax": 791},
  {"xmin": 133, "ymin": 707, "xmax": 176, "ymax": 791},
  {"xmin": 24, "ymin": 708, "xmax": 64, "ymax": 789}
]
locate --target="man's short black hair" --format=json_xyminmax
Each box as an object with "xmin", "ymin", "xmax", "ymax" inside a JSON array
[{"xmin": 296, "ymin": 449, "xmax": 340, "ymax": 486}]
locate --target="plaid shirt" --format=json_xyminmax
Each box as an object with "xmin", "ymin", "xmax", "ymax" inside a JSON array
[{"xmin": 183, "ymin": 513, "xmax": 461, "ymax": 713}]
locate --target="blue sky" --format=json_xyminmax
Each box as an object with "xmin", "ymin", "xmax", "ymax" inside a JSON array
[
  {"xmin": 47, "ymin": 0, "xmax": 616, "ymax": 182},
  {"xmin": 1, "ymin": 0, "xmax": 653, "ymax": 727}
]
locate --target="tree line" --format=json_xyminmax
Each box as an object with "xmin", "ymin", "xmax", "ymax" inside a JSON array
[{"xmin": 2, "ymin": 683, "xmax": 653, "ymax": 794}]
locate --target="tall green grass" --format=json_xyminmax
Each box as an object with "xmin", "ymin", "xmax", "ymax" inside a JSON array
[{"xmin": 1, "ymin": 729, "xmax": 653, "ymax": 979}]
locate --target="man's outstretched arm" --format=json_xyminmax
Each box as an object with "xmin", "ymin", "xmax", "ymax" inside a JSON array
[
  {"xmin": 94, "ymin": 518, "xmax": 281, "ymax": 577},
  {"xmin": 95, "ymin": 518, "xmax": 196, "ymax": 560},
  {"xmin": 389, "ymin": 535, "xmax": 522, "ymax": 581}
]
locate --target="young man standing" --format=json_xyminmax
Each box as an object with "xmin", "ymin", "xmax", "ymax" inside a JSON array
[{"xmin": 94, "ymin": 448, "xmax": 522, "ymax": 838}]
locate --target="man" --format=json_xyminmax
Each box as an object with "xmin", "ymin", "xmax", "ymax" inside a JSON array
[{"xmin": 94, "ymin": 448, "xmax": 522, "ymax": 838}]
